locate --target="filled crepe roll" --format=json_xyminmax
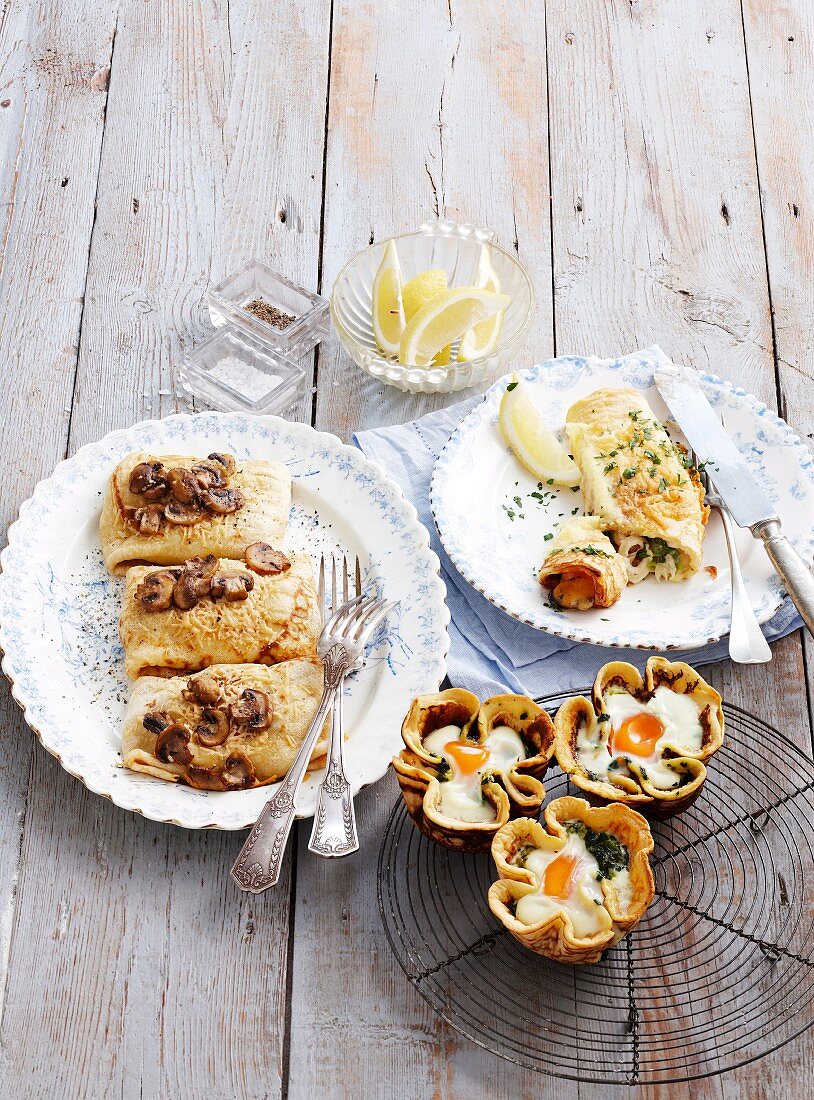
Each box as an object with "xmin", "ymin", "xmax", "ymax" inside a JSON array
[
  {"xmin": 538, "ymin": 516, "xmax": 628, "ymax": 610},
  {"xmin": 100, "ymin": 451, "xmax": 291, "ymax": 575},
  {"xmin": 119, "ymin": 549, "xmax": 320, "ymax": 678},
  {"xmin": 121, "ymin": 661, "xmax": 329, "ymax": 790},
  {"xmin": 565, "ymin": 388, "xmax": 708, "ymax": 582}
]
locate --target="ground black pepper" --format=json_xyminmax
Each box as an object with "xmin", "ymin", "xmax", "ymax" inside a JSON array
[{"xmin": 245, "ymin": 298, "xmax": 295, "ymax": 329}]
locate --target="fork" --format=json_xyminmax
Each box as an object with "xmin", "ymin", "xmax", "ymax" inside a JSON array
[
  {"xmin": 230, "ymin": 590, "xmax": 394, "ymax": 893},
  {"xmin": 694, "ymin": 427, "xmax": 771, "ymax": 664},
  {"xmin": 308, "ymin": 555, "xmax": 363, "ymax": 858}
]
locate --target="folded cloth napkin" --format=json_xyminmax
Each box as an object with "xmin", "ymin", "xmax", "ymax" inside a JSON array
[{"xmin": 354, "ymin": 354, "xmax": 802, "ymax": 699}]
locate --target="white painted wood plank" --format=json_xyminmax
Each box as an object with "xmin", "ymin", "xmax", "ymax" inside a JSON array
[
  {"xmin": 291, "ymin": 2, "xmax": 570, "ymax": 1097},
  {"xmin": 0, "ymin": 1, "xmax": 330, "ymax": 1097},
  {"xmin": 0, "ymin": 0, "xmax": 117, "ymax": 1065},
  {"xmin": 312, "ymin": 0, "xmax": 555, "ymax": 442}
]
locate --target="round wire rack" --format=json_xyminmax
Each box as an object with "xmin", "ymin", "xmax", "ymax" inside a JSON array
[{"xmin": 377, "ymin": 693, "xmax": 814, "ymax": 1085}]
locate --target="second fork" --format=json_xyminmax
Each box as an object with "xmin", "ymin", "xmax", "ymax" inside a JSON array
[{"xmin": 309, "ymin": 555, "xmax": 362, "ymax": 857}]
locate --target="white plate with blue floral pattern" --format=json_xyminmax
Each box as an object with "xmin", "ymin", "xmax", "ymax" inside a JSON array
[
  {"xmin": 0, "ymin": 412, "xmax": 449, "ymax": 830},
  {"xmin": 431, "ymin": 348, "xmax": 814, "ymax": 650}
]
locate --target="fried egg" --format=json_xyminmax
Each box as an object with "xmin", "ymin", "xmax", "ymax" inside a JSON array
[
  {"xmin": 422, "ymin": 723, "xmax": 526, "ymax": 823},
  {"xmin": 577, "ymin": 685, "xmax": 703, "ymax": 790},
  {"xmin": 514, "ymin": 827, "xmax": 629, "ymax": 937}
]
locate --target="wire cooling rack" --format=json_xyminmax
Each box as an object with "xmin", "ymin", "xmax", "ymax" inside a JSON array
[{"xmin": 377, "ymin": 694, "xmax": 814, "ymax": 1085}]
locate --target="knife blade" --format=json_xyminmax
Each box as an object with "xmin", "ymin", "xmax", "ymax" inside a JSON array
[
  {"xmin": 654, "ymin": 361, "xmax": 814, "ymax": 637},
  {"xmin": 653, "ymin": 363, "xmax": 777, "ymax": 528}
]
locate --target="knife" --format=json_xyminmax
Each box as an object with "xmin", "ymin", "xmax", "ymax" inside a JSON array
[{"xmin": 654, "ymin": 362, "xmax": 814, "ymax": 637}]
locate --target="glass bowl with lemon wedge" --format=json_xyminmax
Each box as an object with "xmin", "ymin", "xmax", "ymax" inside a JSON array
[{"xmin": 330, "ymin": 220, "xmax": 534, "ymax": 394}]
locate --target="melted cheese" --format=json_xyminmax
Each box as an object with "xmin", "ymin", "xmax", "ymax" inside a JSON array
[
  {"xmin": 423, "ymin": 724, "xmax": 525, "ymax": 823},
  {"xmin": 515, "ymin": 830, "xmax": 627, "ymax": 938},
  {"xmin": 577, "ymin": 686, "xmax": 703, "ymax": 790}
]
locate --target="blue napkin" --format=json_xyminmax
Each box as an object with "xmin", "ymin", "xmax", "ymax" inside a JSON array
[{"xmin": 354, "ymin": 358, "xmax": 802, "ymax": 698}]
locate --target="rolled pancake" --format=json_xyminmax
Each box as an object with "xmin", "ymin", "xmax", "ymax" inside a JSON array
[
  {"xmin": 120, "ymin": 554, "xmax": 321, "ymax": 678},
  {"xmin": 538, "ymin": 516, "xmax": 628, "ymax": 610},
  {"xmin": 565, "ymin": 388, "xmax": 708, "ymax": 581},
  {"xmin": 122, "ymin": 661, "xmax": 328, "ymax": 789},
  {"xmin": 100, "ymin": 451, "xmax": 291, "ymax": 575}
]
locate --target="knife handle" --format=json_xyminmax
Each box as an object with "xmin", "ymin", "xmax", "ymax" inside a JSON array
[{"xmin": 753, "ymin": 520, "xmax": 814, "ymax": 637}]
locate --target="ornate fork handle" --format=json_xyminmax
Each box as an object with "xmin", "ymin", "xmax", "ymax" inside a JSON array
[
  {"xmin": 308, "ymin": 672, "xmax": 359, "ymax": 857},
  {"xmin": 230, "ymin": 644, "xmax": 349, "ymax": 893}
]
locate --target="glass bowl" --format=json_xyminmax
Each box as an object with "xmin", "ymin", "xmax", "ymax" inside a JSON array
[{"xmin": 330, "ymin": 220, "xmax": 535, "ymax": 394}]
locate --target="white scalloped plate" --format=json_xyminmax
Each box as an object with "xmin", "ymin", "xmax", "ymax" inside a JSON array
[
  {"xmin": 430, "ymin": 349, "xmax": 814, "ymax": 650},
  {"xmin": 0, "ymin": 413, "xmax": 449, "ymax": 829}
]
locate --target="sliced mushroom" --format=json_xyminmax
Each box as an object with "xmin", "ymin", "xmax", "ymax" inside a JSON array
[
  {"xmin": 183, "ymin": 554, "xmax": 218, "ymax": 581},
  {"xmin": 228, "ymin": 688, "xmax": 271, "ymax": 731},
  {"xmin": 183, "ymin": 673, "xmax": 222, "ymax": 706},
  {"xmin": 136, "ymin": 569, "xmax": 178, "ymax": 612},
  {"xmin": 166, "ymin": 467, "xmax": 202, "ymax": 505},
  {"xmin": 164, "ymin": 499, "xmax": 203, "ymax": 525},
  {"xmin": 133, "ymin": 504, "xmax": 165, "ymax": 535},
  {"xmin": 222, "ymin": 752, "xmax": 256, "ymax": 790},
  {"xmin": 191, "ymin": 460, "xmax": 226, "ymax": 490},
  {"xmin": 154, "ymin": 723, "xmax": 193, "ymax": 765},
  {"xmin": 195, "ymin": 707, "xmax": 230, "ymax": 747},
  {"xmin": 202, "ymin": 487, "xmax": 245, "ymax": 515},
  {"xmin": 245, "ymin": 542, "xmax": 291, "ymax": 575},
  {"xmin": 129, "ymin": 461, "xmax": 167, "ymax": 500},
  {"xmin": 142, "ymin": 710, "xmax": 171, "ymax": 736},
  {"xmin": 210, "ymin": 571, "xmax": 254, "ymax": 602},
  {"xmin": 172, "ymin": 572, "xmax": 203, "ymax": 611},
  {"xmin": 184, "ymin": 766, "xmax": 227, "ymax": 791},
  {"xmin": 208, "ymin": 452, "xmax": 236, "ymax": 476}
]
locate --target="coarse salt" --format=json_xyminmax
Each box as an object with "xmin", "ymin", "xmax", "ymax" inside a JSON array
[{"xmin": 209, "ymin": 355, "xmax": 281, "ymax": 401}]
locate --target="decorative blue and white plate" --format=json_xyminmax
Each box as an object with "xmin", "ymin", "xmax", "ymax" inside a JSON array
[
  {"xmin": 431, "ymin": 348, "xmax": 814, "ymax": 650},
  {"xmin": 0, "ymin": 413, "xmax": 449, "ymax": 830}
]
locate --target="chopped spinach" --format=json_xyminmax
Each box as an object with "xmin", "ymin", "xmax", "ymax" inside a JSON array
[{"xmin": 566, "ymin": 820, "xmax": 629, "ymax": 880}]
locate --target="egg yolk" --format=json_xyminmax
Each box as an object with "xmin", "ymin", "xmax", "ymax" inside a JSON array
[
  {"xmin": 610, "ymin": 712, "xmax": 665, "ymax": 759},
  {"xmin": 543, "ymin": 853, "xmax": 579, "ymax": 899},
  {"xmin": 444, "ymin": 741, "xmax": 491, "ymax": 775}
]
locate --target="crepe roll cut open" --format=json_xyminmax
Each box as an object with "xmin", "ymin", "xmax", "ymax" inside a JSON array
[
  {"xmin": 554, "ymin": 656, "xmax": 725, "ymax": 817},
  {"xmin": 488, "ymin": 796, "xmax": 655, "ymax": 964},
  {"xmin": 122, "ymin": 660, "xmax": 329, "ymax": 790},
  {"xmin": 538, "ymin": 515, "xmax": 628, "ymax": 610},
  {"xmin": 120, "ymin": 553, "xmax": 320, "ymax": 678},
  {"xmin": 100, "ymin": 451, "xmax": 291, "ymax": 575},
  {"xmin": 393, "ymin": 689, "xmax": 555, "ymax": 852},
  {"xmin": 565, "ymin": 388, "xmax": 709, "ymax": 582}
]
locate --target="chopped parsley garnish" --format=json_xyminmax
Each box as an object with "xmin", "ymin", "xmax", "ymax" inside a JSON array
[
  {"xmin": 604, "ymin": 462, "xmax": 617, "ymax": 473},
  {"xmin": 544, "ymin": 532, "xmax": 554, "ymax": 541},
  {"xmin": 622, "ymin": 468, "xmax": 636, "ymax": 480},
  {"xmin": 658, "ymin": 476, "xmax": 668, "ymax": 492},
  {"xmin": 506, "ymin": 380, "xmax": 519, "ymax": 392}
]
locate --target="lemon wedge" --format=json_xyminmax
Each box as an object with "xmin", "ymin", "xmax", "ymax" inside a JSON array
[
  {"xmin": 372, "ymin": 239, "xmax": 406, "ymax": 356},
  {"xmin": 402, "ymin": 269, "xmax": 448, "ymax": 319},
  {"xmin": 402, "ymin": 268, "xmax": 451, "ymax": 365},
  {"xmin": 499, "ymin": 379, "xmax": 581, "ymax": 486},
  {"xmin": 459, "ymin": 246, "xmax": 505, "ymax": 361},
  {"xmin": 399, "ymin": 287, "xmax": 510, "ymax": 367}
]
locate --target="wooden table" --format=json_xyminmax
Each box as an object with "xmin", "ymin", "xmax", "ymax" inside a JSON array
[{"xmin": 1, "ymin": 1, "xmax": 812, "ymax": 1096}]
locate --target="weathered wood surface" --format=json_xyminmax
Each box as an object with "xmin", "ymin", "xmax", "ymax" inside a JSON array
[{"xmin": 0, "ymin": 0, "xmax": 812, "ymax": 1097}]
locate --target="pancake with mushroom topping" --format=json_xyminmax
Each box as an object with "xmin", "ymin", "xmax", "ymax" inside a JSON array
[
  {"xmin": 538, "ymin": 515, "xmax": 628, "ymax": 610},
  {"xmin": 100, "ymin": 451, "xmax": 291, "ymax": 575},
  {"xmin": 119, "ymin": 550, "xmax": 320, "ymax": 678},
  {"xmin": 121, "ymin": 660, "xmax": 328, "ymax": 789}
]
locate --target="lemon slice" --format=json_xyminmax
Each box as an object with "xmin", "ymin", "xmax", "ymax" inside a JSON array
[
  {"xmin": 459, "ymin": 246, "xmax": 505, "ymax": 361},
  {"xmin": 499, "ymin": 379, "xmax": 581, "ymax": 486},
  {"xmin": 402, "ymin": 269, "xmax": 448, "ymax": 319},
  {"xmin": 372, "ymin": 240, "xmax": 406, "ymax": 355},
  {"xmin": 399, "ymin": 287, "xmax": 510, "ymax": 367}
]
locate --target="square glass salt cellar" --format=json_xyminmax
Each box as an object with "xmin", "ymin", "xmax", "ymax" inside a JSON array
[
  {"xmin": 207, "ymin": 260, "xmax": 329, "ymax": 357},
  {"xmin": 180, "ymin": 326, "xmax": 306, "ymax": 415}
]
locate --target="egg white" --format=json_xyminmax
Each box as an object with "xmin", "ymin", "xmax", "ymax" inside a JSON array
[
  {"xmin": 515, "ymin": 831, "xmax": 622, "ymax": 938},
  {"xmin": 577, "ymin": 686, "xmax": 703, "ymax": 790},
  {"xmin": 422, "ymin": 724, "xmax": 525, "ymax": 823}
]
